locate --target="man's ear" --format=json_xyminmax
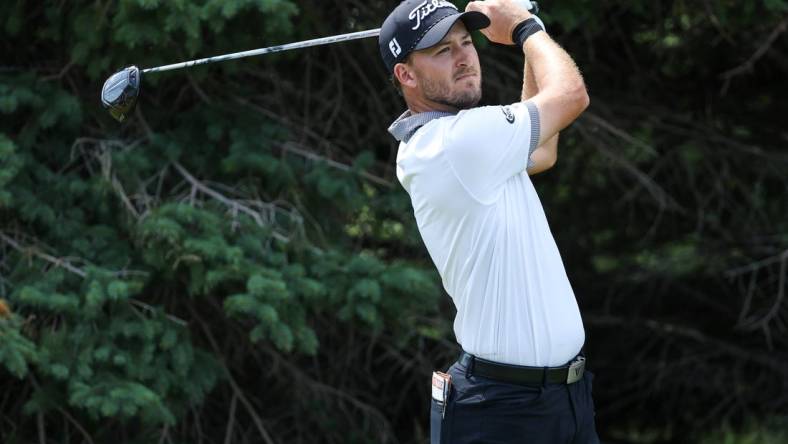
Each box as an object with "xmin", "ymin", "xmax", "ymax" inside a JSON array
[{"xmin": 394, "ymin": 62, "xmax": 417, "ymax": 89}]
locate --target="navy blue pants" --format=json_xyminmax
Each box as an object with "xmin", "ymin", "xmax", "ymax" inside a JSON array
[{"xmin": 431, "ymin": 359, "xmax": 600, "ymax": 444}]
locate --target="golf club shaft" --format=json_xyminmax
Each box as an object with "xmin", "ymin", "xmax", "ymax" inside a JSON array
[{"xmin": 142, "ymin": 28, "xmax": 381, "ymax": 74}]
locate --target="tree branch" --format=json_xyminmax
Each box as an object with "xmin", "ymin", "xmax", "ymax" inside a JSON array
[
  {"xmin": 0, "ymin": 232, "xmax": 186, "ymax": 326},
  {"xmin": 281, "ymin": 142, "xmax": 393, "ymax": 188},
  {"xmin": 586, "ymin": 314, "xmax": 788, "ymax": 375},
  {"xmin": 57, "ymin": 407, "xmax": 95, "ymax": 444},
  {"xmin": 223, "ymin": 392, "xmax": 238, "ymax": 444},
  {"xmin": 191, "ymin": 307, "xmax": 277, "ymax": 444},
  {"xmin": 171, "ymin": 161, "xmax": 297, "ymax": 243},
  {"xmin": 720, "ymin": 16, "xmax": 788, "ymax": 94}
]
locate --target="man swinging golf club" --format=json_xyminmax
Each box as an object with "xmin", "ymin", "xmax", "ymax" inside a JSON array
[{"xmin": 379, "ymin": 0, "xmax": 598, "ymax": 442}]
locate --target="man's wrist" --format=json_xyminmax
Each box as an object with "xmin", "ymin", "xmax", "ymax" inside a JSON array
[{"xmin": 512, "ymin": 18, "xmax": 544, "ymax": 48}]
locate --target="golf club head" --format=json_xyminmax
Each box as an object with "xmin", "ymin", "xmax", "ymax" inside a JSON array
[{"xmin": 101, "ymin": 66, "xmax": 140, "ymax": 122}]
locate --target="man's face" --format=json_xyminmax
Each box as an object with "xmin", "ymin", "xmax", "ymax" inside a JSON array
[{"xmin": 403, "ymin": 21, "xmax": 482, "ymax": 110}]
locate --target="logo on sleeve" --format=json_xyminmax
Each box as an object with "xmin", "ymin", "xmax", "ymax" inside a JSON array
[{"xmin": 501, "ymin": 106, "xmax": 515, "ymax": 124}]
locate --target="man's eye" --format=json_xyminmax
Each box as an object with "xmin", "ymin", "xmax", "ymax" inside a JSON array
[{"xmin": 437, "ymin": 47, "xmax": 450, "ymax": 54}]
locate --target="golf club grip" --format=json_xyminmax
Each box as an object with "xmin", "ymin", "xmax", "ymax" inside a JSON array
[{"xmin": 142, "ymin": 28, "xmax": 382, "ymax": 74}]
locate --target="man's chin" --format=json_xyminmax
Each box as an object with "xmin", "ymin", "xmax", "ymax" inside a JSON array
[
  {"xmin": 427, "ymin": 88, "xmax": 481, "ymax": 110},
  {"xmin": 443, "ymin": 97, "xmax": 479, "ymax": 110},
  {"xmin": 456, "ymin": 99, "xmax": 480, "ymax": 110},
  {"xmin": 453, "ymin": 91, "xmax": 482, "ymax": 110}
]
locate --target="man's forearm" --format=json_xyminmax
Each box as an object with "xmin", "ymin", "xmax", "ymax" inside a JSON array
[
  {"xmin": 465, "ymin": 0, "xmax": 588, "ymax": 142},
  {"xmin": 527, "ymin": 133, "xmax": 558, "ymax": 175},
  {"xmin": 521, "ymin": 58, "xmax": 537, "ymax": 101},
  {"xmin": 523, "ymin": 56, "xmax": 558, "ymax": 175},
  {"xmin": 522, "ymin": 32, "xmax": 587, "ymax": 113}
]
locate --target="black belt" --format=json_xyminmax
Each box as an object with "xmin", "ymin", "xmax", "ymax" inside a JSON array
[{"xmin": 459, "ymin": 351, "xmax": 586, "ymax": 386}]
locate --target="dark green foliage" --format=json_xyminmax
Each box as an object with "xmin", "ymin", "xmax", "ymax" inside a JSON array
[
  {"xmin": 0, "ymin": 315, "xmax": 37, "ymax": 378},
  {"xmin": 1, "ymin": 0, "xmax": 787, "ymax": 443}
]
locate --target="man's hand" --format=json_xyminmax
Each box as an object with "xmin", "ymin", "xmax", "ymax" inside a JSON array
[{"xmin": 465, "ymin": 0, "xmax": 533, "ymax": 45}]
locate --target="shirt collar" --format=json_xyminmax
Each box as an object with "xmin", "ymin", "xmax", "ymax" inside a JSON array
[{"xmin": 388, "ymin": 109, "xmax": 456, "ymax": 143}]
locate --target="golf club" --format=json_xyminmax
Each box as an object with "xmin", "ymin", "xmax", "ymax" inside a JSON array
[{"xmin": 101, "ymin": 28, "xmax": 381, "ymax": 122}]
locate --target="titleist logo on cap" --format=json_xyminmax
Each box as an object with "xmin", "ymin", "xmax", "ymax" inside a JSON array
[{"xmin": 408, "ymin": 0, "xmax": 458, "ymax": 30}]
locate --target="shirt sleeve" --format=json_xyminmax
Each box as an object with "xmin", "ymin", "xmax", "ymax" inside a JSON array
[{"xmin": 443, "ymin": 101, "xmax": 541, "ymax": 203}]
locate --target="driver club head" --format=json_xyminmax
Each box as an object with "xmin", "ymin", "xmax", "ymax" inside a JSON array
[{"xmin": 101, "ymin": 66, "xmax": 140, "ymax": 122}]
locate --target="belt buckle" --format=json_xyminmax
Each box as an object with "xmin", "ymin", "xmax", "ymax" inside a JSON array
[{"xmin": 566, "ymin": 356, "xmax": 585, "ymax": 384}]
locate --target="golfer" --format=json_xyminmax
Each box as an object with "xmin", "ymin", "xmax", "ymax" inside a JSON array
[{"xmin": 379, "ymin": 0, "xmax": 597, "ymax": 442}]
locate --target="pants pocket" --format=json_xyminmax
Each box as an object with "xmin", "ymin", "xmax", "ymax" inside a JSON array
[
  {"xmin": 430, "ymin": 398, "xmax": 444, "ymax": 444},
  {"xmin": 579, "ymin": 370, "xmax": 601, "ymax": 444},
  {"xmin": 585, "ymin": 370, "xmax": 596, "ymax": 416}
]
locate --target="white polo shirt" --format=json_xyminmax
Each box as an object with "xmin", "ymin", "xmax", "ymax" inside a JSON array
[{"xmin": 390, "ymin": 101, "xmax": 585, "ymax": 367}]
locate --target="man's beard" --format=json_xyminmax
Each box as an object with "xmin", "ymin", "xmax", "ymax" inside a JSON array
[{"xmin": 420, "ymin": 70, "xmax": 482, "ymax": 110}]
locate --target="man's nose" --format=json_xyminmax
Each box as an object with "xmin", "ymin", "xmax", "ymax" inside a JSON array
[{"xmin": 455, "ymin": 43, "xmax": 471, "ymax": 67}]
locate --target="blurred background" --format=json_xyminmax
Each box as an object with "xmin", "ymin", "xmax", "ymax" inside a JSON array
[{"xmin": 1, "ymin": 0, "xmax": 787, "ymax": 443}]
